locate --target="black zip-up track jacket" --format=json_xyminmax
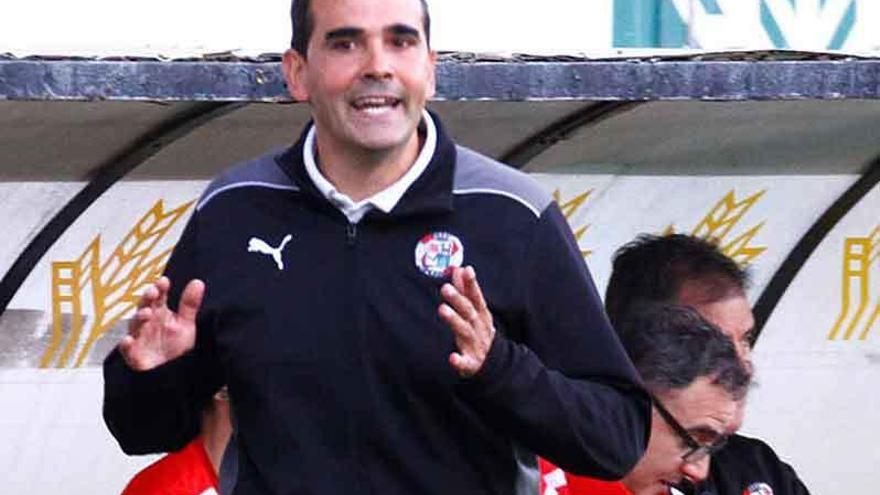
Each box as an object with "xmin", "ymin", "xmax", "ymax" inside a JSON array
[{"xmin": 104, "ymin": 116, "xmax": 650, "ymax": 495}]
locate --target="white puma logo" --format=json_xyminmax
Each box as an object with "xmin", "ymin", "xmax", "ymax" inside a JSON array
[{"xmin": 247, "ymin": 234, "xmax": 293, "ymax": 271}]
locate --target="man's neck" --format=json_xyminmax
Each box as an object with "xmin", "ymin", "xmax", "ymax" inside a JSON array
[
  {"xmin": 314, "ymin": 132, "xmax": 422, "ymax": 203},
  {"xmin": 200, "ymin": 403, "xmax": 232, "ymax": 474},
  {"xmin": 620, "ymin": 475, "xmax": 639, "ymax": 495}
]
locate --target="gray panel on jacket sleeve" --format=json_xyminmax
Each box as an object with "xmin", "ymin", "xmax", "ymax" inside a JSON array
[
  {"xmin": 197, "ymin": 147, "xmax": 299, "ymax": 211},
  {"xmin": 452, "ymin": 146, "xmax": 552, "ymax": 218},
  {"xmin": 513, "ymin": 443, "xmax": 540, "ymax": 495}
]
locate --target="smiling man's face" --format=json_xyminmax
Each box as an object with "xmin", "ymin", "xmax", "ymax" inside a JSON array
[
  {"xmin": 623, "ymin": 377, "xmax": 738, "ymax": 495},
  {"xmin": 284, "ymin": 0, "xmax": 436, "ymax": 159}
]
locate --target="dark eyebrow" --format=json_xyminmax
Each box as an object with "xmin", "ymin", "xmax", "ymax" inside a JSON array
[
  {"xmin": 325, "ymin": 27, "xmax": 364, "ymax": 41},
  {"xmin": 387, "ymin": 23, "xmax": 421, "ymax": 38}
]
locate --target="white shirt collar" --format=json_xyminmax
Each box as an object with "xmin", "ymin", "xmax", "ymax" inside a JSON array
[{"xmin": 303, "ymin": 110, "xmax": 437, "ymax": 223}]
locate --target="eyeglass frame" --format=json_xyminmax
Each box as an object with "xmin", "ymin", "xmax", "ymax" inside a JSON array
[{"xmin": 650, "ymin": 394, "xmax": 729, "ymax": 464}]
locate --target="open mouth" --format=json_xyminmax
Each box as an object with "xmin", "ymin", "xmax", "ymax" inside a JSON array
[
  {"xmin": 664, "ymin": 479, "xmax": 694, "ymax": 495},
  {"xmin": 350, "ymin": 96, "xmax": 402, "ymax": 114}
]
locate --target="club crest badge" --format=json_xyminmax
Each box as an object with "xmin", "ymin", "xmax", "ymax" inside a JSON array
[
  {"xmin": 414, "ymin": 231, "xmax": 464, "ymax": 278},
  {"xmin": 744, "ymin": 483, "xmax": 774, "ymax": 495}
]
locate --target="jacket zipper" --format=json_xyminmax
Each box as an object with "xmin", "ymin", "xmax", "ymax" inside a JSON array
[{"xmin": 346, "ymin": 222, "xmax": 358, "ymax": 246}]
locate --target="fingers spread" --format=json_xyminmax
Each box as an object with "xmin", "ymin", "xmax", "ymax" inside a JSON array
[
  {"xmin": 451, "ymin": 266, "xmax": 465, "ymax": 292},
  {"xmin": 136, "ymin": 306, "xmax": 153, "ymax": 321},
  {"xmin": 177, "ymin": 279, "xmax": 206, "ymax": 323},
  {"xmin": 118, "ymin": 335, "xmax": 141, "ymax": 369},
  {"xmin": 128, "ymin": 306, "xmax": 149, "ymax": 335},
  {"xmin": 155, "ymin": 276, "xmax": 171, "ymax": 309},
  {"xmin": 137, "ymin": 283, "xmax": 159, "ymax": 310},
  {"xmin": 440, "ymin": 266, "xmax": 495, "ymax": 378},
  {"xmin": 441, "ymin": 283, "xmax": 479, "ymax": 324},
  {"xmin": 439, "ymin": 303, "xmax": 473, "ymax": 340},
  {"xmin": 461, "ymin": 266, "xmax": 488, "ymax": 313}
]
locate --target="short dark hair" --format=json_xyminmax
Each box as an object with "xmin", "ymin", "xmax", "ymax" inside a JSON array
[
  {"xmin": 290, "ymin": 0, "xmax": 432, "ymax": 56},
  {"xmin": 617, "ymin": 303, "xmax": 750, "ymax": 400},
  {"xmin": 605, "ymin": 234, "xmax": 749, "ymax": 328}
]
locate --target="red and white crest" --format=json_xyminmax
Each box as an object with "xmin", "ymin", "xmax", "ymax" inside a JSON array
[
  {"xmin": 744, "ymin": 482, "xmax": 774, "ymax": 495},
  {"xmin": 414, "ymin": 231, "xmax": 464, "ymax": 278}
]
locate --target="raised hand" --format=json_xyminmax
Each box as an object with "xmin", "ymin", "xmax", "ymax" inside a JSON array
[
  {"xmin": 438, "ymin": 266, "xmax": 496, "ymax": 377},
  {"xmin": 119, "ymin": 276, "xmax": 205, "ymax": 371}
]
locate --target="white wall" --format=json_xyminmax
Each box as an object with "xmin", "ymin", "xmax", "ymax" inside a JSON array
[{"xmin": 3, "ymin": 0, "xmax": 878, "ymax": 58}]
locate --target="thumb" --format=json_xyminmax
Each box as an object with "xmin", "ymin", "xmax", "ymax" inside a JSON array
[
  {"xmin": 449, "ymin": 352, "xmax": 477, "ymax": 377},
  {"xmin": 177, "ymin": 279, "xmax": 205, "ymax": 323}
]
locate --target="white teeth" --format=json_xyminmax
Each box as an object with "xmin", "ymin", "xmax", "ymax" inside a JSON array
[
  {"xmin": 352, "ymin": 97, "xmax": 398, "ymax": 109},
  {"xmin": 361, "ymin": 106, "xmax": 390, "ymax": 115}
]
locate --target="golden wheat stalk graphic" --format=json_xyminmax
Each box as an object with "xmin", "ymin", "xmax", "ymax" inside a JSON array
[
  {"xmin": 864, "ymin": 225, "xmax": 880, "ymax": 339},
  {"xmin": 553, "ymin": 189, "xmax": 593, "ymax": 257},
  {"xmin": 666, "ymin": 189, "xmax": 767, "ymax": 266},
  {"xmin": 828, "ymin": 225, "xmax": 880, "ymax": 341},
  {"xmin": 41, "ymin": 199, "xmax": 195, "ymax": 368}
]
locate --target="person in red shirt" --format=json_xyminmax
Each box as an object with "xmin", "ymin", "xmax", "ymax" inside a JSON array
[
  {"xmin": 121, "ymin": 387, "xmax": 231, "ymax": 495},
  {"xmin": 539, "ymin": 304, "xmax": 750, "ymax": 495}
]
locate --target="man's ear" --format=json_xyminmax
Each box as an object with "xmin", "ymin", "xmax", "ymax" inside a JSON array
[
  {"xmin": 425, "ymin": 50, "xmax": 437, "ymax": 100},
  {"xmin": 282, "ymin": 49, "xmax": 309, "ymax": 102}
]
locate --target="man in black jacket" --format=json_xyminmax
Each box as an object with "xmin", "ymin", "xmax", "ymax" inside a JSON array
[
  {"xmin": 606, "ymin": 233, "xmax": 810, "ymax": 495},
  {"xmin": 102, "ymin": 0, "xmax": 651, "ymax": 493}
]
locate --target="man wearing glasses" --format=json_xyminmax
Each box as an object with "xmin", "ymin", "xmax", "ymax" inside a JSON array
[
  {"xmin": 538, "ymin": 303, "xmax": 750, "ymax": 495},
  {"xmin": 604, "ymin": 234, "xmax": 811, "ymax": 495}
]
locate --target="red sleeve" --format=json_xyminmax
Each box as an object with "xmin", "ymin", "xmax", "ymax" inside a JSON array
[
  {"xmin": 540, "ymin": 458, "xmax": 572, "ymax": 495},
  {"xmin": 121, "ymin": 439, "xmax": 218, "ymax": 495},
  {"xmin": 539, "ymin": 458, "xmax": 632, "ymax": 495}
]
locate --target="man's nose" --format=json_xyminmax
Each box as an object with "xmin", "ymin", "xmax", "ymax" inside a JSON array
[
  {"xmin": 680, "ymin": 455, "xmax": 711, "ymax": 484},
  {"xmin": 363, "ymin": 41, "xmax": 393, "ymax": 79}
]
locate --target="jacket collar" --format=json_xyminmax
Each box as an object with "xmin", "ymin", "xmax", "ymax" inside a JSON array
[{"xmin": 275, "ymin": 109, "xmax": 456, "ymax": 220}]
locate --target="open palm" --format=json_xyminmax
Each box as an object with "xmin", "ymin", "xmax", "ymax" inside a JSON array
[{"xmin": 119, "ymin": 276, "xmax": 205, "ymax": 371}]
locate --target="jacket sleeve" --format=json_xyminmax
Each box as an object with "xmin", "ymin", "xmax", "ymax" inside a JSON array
[
  {"xmin": 103, "ymin": 212, "xmax": 222, "ymax": 455},
  {"xmin": 461, "ymin": 202, "xmax": 651, "ymax": 479}
]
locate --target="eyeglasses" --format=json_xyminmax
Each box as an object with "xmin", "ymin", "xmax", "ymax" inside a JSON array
[{"xmin": 651, "ymin": 395, "xmax": 728, "ymax": 464}]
